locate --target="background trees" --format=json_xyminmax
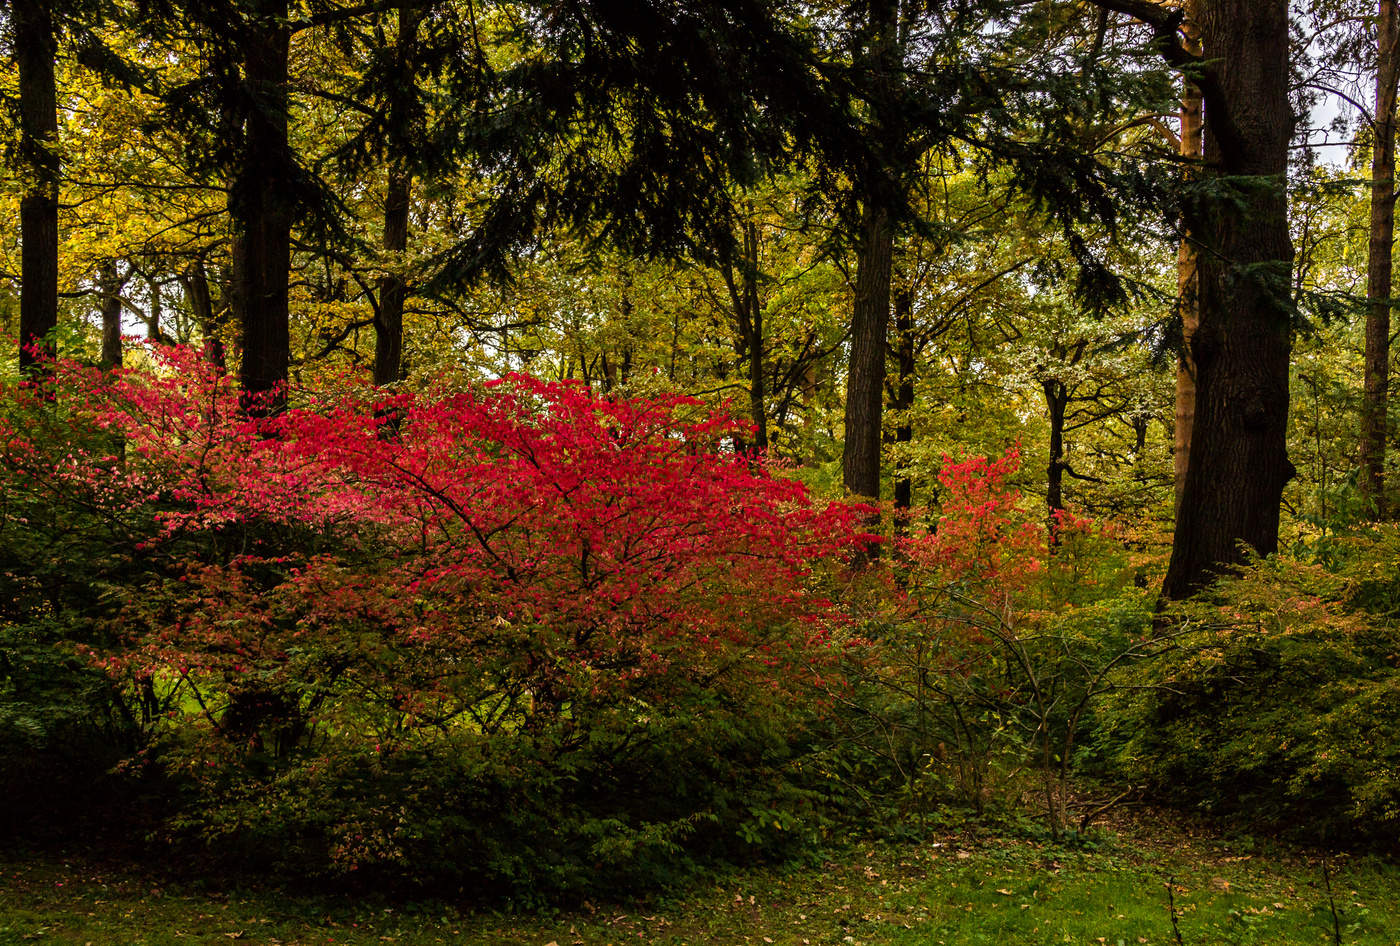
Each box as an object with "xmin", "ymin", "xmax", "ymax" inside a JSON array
[
  {"xmin": 7, "ymin": 0, "xmax": 1400, "ymax": 893},
  {"xmin": 0, "ymin": 1, "xmax": 1389, "ymax": 623}
]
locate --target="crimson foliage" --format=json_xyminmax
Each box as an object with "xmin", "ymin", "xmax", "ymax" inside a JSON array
[{"xmin": 0, "ymin": 348, "xmax": 866, "ymax": 894}]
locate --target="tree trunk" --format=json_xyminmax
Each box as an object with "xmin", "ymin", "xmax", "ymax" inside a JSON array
[
  {"xmin": 844, "ymin": 202, "xmax": 894, "ymax": 499},
  {"xmin": 742, "ymin": 219, "xmax": 768, "ymax": 452},
  {"xmin": 98, "ymin": 261, "xmax": 125, "ymax": 370},
  {"xmin": 183, "ymin": 259, "xmax": 226, "ymax": 370},
  {"xmin": 13, "ymin": 0, "xmax": 60, "ymax": 374},
  {"xmin": 1174, "ymin": 16, "xmax": 1203, "ymax": 509},
  {"xmin": 373, "ymin": 3, "xmax": 422, "ymax": 387},
  {"xmin": 893, "ymin": 289, "xmax": 915, "ymax": 516},
  {"xmin": 146, "ymin": 275, "xmax": 162, "ymax": 342},
  {"xmin": 1161, "ymin": 0, "xmax": 1295, "ymax": 599},
  {"xmin": 231, "ymin": 0, "xmax": 293, "ymax": 407},
  {"xmin": 375, "ymin": 163, "xmax": 411, "ymax": 386},
  {"xmin": 1361, "ymin": 0, "xmax": 1400, "ymax": 516},
  {"xmin": 841, "ymin": 0, "xmax": 899, "ymax": 500},
  {"xmin": 1045, "ymin": 380, "xmax": 1068, "ymax": 527}
]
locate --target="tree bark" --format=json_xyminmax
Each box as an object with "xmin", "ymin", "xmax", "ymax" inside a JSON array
[
  {"xmin": 373, "ymin": 3, "xmax": 422, "ymax": 387},
  {"xmin": 1161, "ymin": 0, "xmax": 1295, "ymax": 599},
  {"xmin": 146, "ymin": 274, "xmax": 162, "ymax": 342},
  {"xmin": 1361, "ymin": 0, "xmax": 1400, "ymax": 516},
  {"xmin": 13, "ymin": 0, "xmax": 60, "ymax": 374},
  {"xmin": 231, "ymin": 0, "xmax": 293, "ymax": 408},
  {"xmin": 844, "ymin": 201, "xmax": 894, "ymax": 499},
  {"xmin": 841, "ymin": 0, "xmax": 899, "ymax": 500},
  {"xmin": 182, "ymin": 259, "xmax": 226, "ymax": 370},
  {"xmin": 98, "ymin": 261, "xmax": 125, "ymax": 370},
  {"xmin": 893, "ymin": 289, "xmax": 915, "ymax": 516},
  {"xmin": 743, "ymin": 220, "xmax": 768, "ymax": 452},
  {"xmin": 1045, "ymin": 379, "xmax": 1068, "ymax": 526},
  {"xmin": 375, "ymin": 163, "xmax": 411, "ymax": 386},
  {"xmin": 1174, "ymin": 15, "xmax": 1203, "ymax": 509}
]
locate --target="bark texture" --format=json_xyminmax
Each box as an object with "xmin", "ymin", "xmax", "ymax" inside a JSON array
[
  {"xmin": 1045, "ymin": 379, "xmax": 1068, "ymax": 525},
  {"xmin": 892, "ymin": 289, "xmax": 915, "ymax": 516},
  {"xmin": 373, "ymin": 3, "xmax": 423, "ymax": 387},
  {"xmin": 231, "ymin": 0, "xmax": 293, "ymax": 406},
  {"xmin": 1162, "ymin": 0, "xmax": 1295, "ymax": 599},
  {"xmin": 843, "ymin": 201, "xmax": 894, "ymax": 498},
  {"xmin": 1174, "ymin": 16, "xmax": 1203, "ymax": 509},
  {"xmin": 375, "ymin": 164, "xmax": 411, "ymax": 386},
  {"xmin": 13, "ymin": 0, "xmax": 60, "ymax": 373},
  {"xmin": 1361, "ymin": 0, "xmax": 1400, "ymax": 515},
  {"xmin": 98, "ymin": 261, "xmax": 125, "ymax": 370},
  {"xmin": 841, "ymin": 0, "xmax": 899, "ymax": 500}
]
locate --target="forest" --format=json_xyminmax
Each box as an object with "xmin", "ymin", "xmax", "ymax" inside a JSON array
[{"xmin": 3, "ymin": 0, "xmax": 1400, "ymax": 943}]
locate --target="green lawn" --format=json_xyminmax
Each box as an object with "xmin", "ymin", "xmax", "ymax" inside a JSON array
[{"xmin": 2, "ymin": 820, "xmax": 1396, "ymax": 945}]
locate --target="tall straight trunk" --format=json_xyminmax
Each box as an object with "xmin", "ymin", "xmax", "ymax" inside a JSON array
[
  {"xmin": 146, "ymin": 275, "xmax": 162, "ymax": 341},
  {"xmin": 231, "ymin": 0, "xmax": 293, "ymax": 407},
  {"xmin": 13, "ymin": 0, "xmax": 60, "ymax": 373},
  {"xmin": 742, "ymin": 219, "xmax": 768, "ymax": 451},
  {"xmin": 1361, "ymin": 0, "xmax": 1400, "ymax": 515},
  {"xmin": 844, "ymin": 202, "xmax": 894, "ymax": 498},
  {"xmin": 841, "ymin": 0, "xmax": 899, "ymax": 500},
  {"xmin": 1162, "ymin": 0, "xmax": 1295, "ymax": 599},
  {"xmin": 375, "ymin": 163, "xmax": 411, "ymax": 386},
  {"xmin": 373, "ymin": 2, "xmax": 422, "ymax": 387},
  {"xmin": 1045, "ymin": 380, "xmax": 1068, "ymax": 526},
  {"xmin": 1174, "ymin": 16, "xmax": 1203, "ymax": 509},
  {"xmin": 182, "ymin": 259, "xmax": 225, "ymax": 370},
  {"xmin": 99, "ymin": 261, "xmax": 124, "ymax": 369},
  {"xmin": 892, "ymin": 289, "xmax": 915, "ymax": 516}
]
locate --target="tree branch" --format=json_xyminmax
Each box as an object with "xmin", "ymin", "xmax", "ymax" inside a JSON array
[{"xmin": 1085, "ymin": 0, "xmax": 1249, "ymax": 159}]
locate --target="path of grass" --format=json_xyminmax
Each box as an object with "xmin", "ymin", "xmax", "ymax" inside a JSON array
[{"xmin": 2, "ymin": 820, "xmax": 1397, "ymax": 945}]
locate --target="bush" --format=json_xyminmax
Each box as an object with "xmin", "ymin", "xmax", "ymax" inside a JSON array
[
  {"xmin": 824, "ymin": 449, "xmax": 1155, "ymax": 837},
  {"xmin": 0, "ymin": 350, "xmax": 863, "ymax": 895},
  {"xmin": 1097, "ymin": 548, "xmax": 1400, "ymax": 847}
]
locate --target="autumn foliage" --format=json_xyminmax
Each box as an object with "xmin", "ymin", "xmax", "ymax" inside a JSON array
[
  {"xmin": 0, "ymin": 348, "xmax": 1160, "ymax": 891},
  {"xmin": 1, "ymin": 348, "xmax": 875, "ymax": 891}
]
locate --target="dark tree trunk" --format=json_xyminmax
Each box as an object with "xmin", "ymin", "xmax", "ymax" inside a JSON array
[
  {"xmin": 1161, "ymin": 0, "xmax": 1295, "ymax": 599},
  {"xmin": 146, "ymin": 275, "xmax": 162, "ymax": 342},
  {"xmin": 373, "ymin": 3, "xmax": 422, "ymax": 387},
  {"xmin": 843, "ymin": 201, "xmax": 894, "ymax": 499},
  {"xmin": 375, "ymin": 164, "xmax": 411, "ymax": 386},
  {"xmin": 182, "ymin": 259, "xmax": 226, "ymax": 370},
  {"xmin": 13, "ymin": 0, "xmax": 60, "ymax": 373},
  {"xmin": 841, "ymin": 0, "xmax": 899, "ymax": 500},
  {"xmin": 1361, "ymin": 0, "xmax": 1400, "ymax": 515},
  {"xmin": 231, "ymin": 0, "xmax": 293, "ymax": 407},
  {"xmin": 1045, "ymin": 380, "xmax": 1068, "ymax": 527},
  {"xmin": 98, "ymin": 261, "xmax": 125, "ymax": 370},
  {"xmin": 743, "ymin": 221, "xmax": 768, "ymax": 452},
  {"xmin": 892, "ymin": 289, "xmax": 915, "ymax": 516}
]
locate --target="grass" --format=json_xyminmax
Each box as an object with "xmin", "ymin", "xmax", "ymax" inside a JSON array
[{"xmin": 2, "ymin": 817, "xmax": 1398, "ymax": 945}]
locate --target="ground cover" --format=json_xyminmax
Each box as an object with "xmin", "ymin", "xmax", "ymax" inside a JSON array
[{"xmin": 2, "ymin": 816, "xmax": 1395, "ymax": 945}]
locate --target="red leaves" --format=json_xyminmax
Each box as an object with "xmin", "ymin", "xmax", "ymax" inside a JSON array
[
  {"xmin": 898, "ymin": 446, "xmax": 1045, "ymax": 591},
  {"xmin": 11, "ymin": 348, "xmax": 867, "ymax": 726}
]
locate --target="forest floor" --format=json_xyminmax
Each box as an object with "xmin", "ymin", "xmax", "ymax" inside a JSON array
[{"xmin": 2, "ymin": 811, "xmax": 1398, "ymax": 946}]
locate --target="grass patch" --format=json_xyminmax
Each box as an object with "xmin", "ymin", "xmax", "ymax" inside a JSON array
[{"xmin": 1, "ymin": 819, "xmax": 1396, "ymax": 944}]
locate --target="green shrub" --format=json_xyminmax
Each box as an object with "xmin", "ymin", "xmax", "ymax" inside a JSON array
[{"xmin": 1098, "ymin": 547, "xmax": 1400, "ymax": 846}]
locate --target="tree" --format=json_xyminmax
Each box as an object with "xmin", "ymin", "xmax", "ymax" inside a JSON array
[
  {"xmin": 228, "ymin": 0, "xmax": 293, "ymax": 404},
  {"xmin": 8, "ymin": 0, "xmax": 60, "ymax": 374},
  {"xmin": 371, "ymin": 3, "xmax": 422, "ymax": 387},
  {"xmin": 1093, "ymin": 0, "xmax": 1296, "ymax": 598},
  {"xmin": 1173, "ymin": 10, "xmax": 1202, "ymax": 508},
  {"xmin": 840, "ymin": 0, "xmax": 902, "ymax": 500},
  {"xmin": 1361, "ymin": 0, "xmax": 1400, "ymax": 513}
]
